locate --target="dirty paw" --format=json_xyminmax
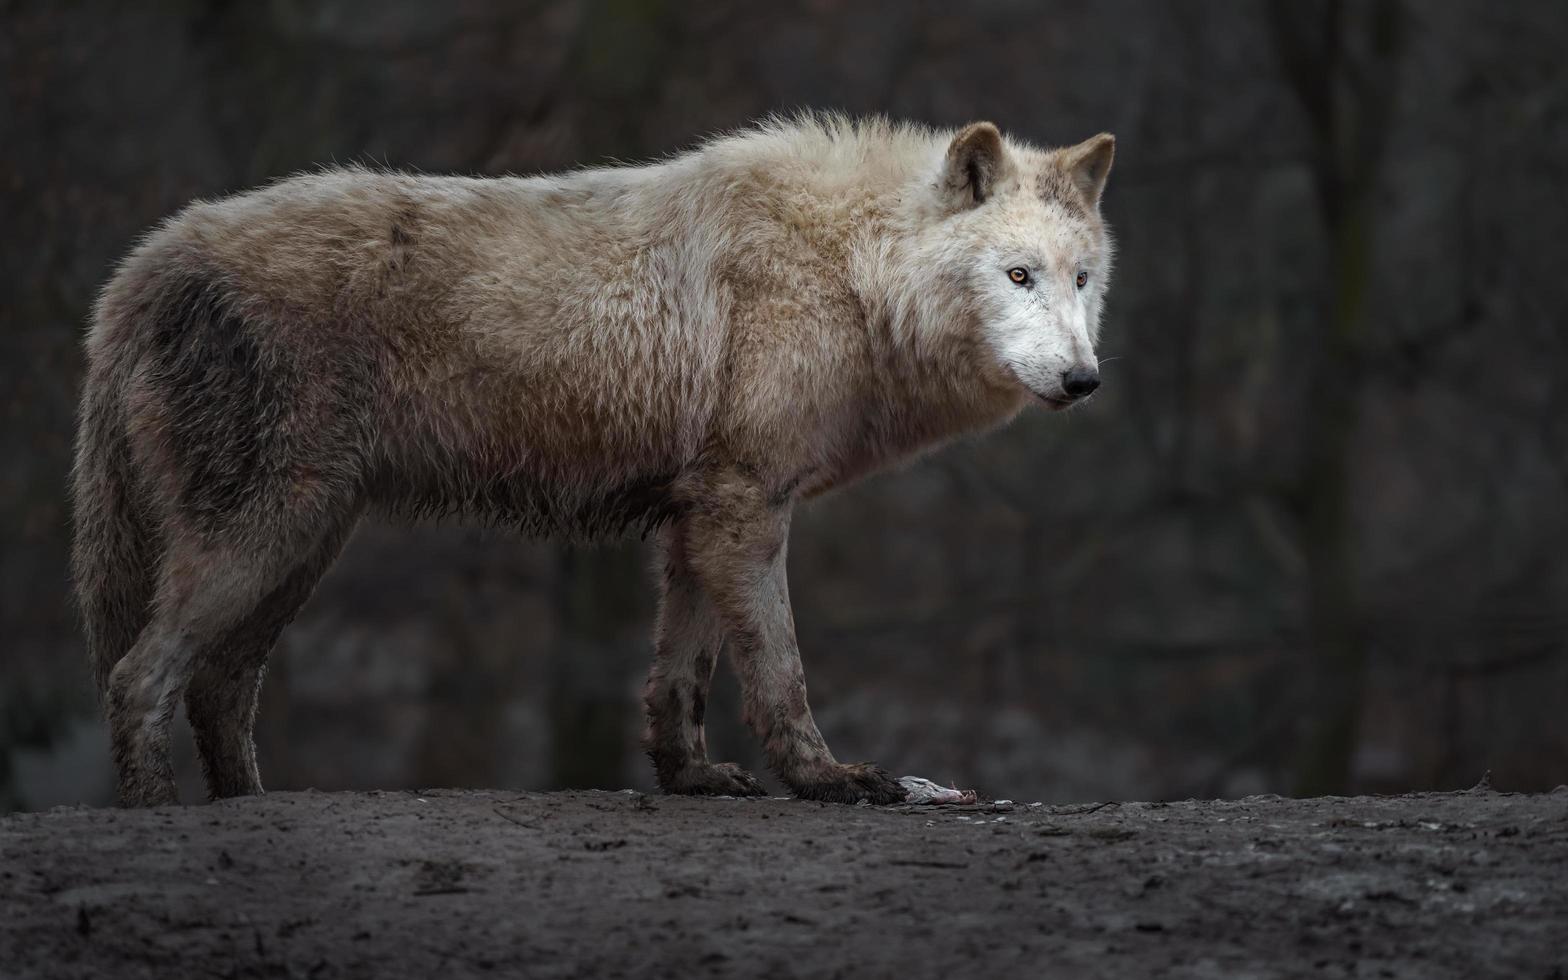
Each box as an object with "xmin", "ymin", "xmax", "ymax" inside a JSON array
[
  {"xmin": 793, "ymin": 762, "xmax": 908, "ymax": 805},
  {"xmin": 662, "ymin": 761, "xmax": 768, "ymax": 797}
]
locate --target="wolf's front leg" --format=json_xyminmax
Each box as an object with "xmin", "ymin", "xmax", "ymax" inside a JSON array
[
  {"xmin": 681, "ymin": 471, "xmax": 907, "ymax": 805},
  {"xmin": 642, "ymin": 520, "xmax": 767, "ymax": 797}
]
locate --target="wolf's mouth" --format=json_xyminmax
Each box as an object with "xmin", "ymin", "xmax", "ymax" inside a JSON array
[{"xmin": 1006, "ymin": 365, "xmax": 1086, "ymax": 412}]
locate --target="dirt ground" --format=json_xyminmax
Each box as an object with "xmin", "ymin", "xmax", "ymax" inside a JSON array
[{"xmin": 1, "ymin": 785, "xmax": 1564, "ymax": 979}]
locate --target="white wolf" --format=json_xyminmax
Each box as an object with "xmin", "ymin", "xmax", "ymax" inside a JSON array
[{"xmin": 73, "ymin": 115, "xmax": 1114, "ymax": 807}]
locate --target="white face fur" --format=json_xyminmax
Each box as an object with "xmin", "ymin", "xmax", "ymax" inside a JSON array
[
  {"xmin": 931, "ymin": 124, "xmax": 1115, "ymax": 409},
  {"xmin": 973, "ymin": 200, "xmax": 1108, "ymax": 406}
]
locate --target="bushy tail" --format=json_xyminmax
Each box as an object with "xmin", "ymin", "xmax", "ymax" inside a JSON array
[{"xmin": 71, "ymin": 341, "xmax": 157, "ymax": 699}]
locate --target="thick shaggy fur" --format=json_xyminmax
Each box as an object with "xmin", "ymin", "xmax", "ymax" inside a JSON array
[{"xmin": 73, "ymin": 115, "xmax": 1115, "ymax": 807}]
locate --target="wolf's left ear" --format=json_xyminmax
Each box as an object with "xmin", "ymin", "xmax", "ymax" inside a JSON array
[
  {"xmin": 1058, "ymin": 133, "xmax": 1115, "ymax": 209},
  {"xmin": 942, "ymin": 122, "xmax": 1008, "ymax": 208}
]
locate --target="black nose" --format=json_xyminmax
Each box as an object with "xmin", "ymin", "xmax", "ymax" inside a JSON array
[{"xmin": 1061, "ymin": 366, "xmax": 1101, "ymax": 399}]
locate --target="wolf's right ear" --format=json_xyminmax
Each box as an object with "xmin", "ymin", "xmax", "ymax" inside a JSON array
[{"xmin": 941, "ymin": 122, "xmax": 1008, "ymax": 208}]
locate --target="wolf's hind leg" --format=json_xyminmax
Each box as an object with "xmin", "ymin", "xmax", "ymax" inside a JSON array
[
  {"xmin": 109, "ymin": 507, "xmax": 354, "ymax": 807},
  {"xmin": 106, "ymin": 623, "xmax": 194, "ymax": 807},
  {"xmin": 184, "ymin": 661, "xmax": 267, "ymax": 800},
  {"xmin": 107, "ymin": 532, "xmax": 284, "ymax": 807},
  {"xmin": 185, "ymin": 517, "xmax": 358, "ymax": 800},
  {"xmin": 642, "ymin": 520, "xmax": 766, "ymax": 797}
]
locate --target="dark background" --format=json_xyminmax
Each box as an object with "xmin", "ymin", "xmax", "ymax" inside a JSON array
[{"xmin": 3, "ymin": 0, "xmax": 1565, "ymax": 811}]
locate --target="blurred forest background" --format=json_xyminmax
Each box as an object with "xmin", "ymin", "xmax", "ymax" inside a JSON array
[{"xmin": 3, "ymin": 0, "xmax": 1565, "ymax": 811}]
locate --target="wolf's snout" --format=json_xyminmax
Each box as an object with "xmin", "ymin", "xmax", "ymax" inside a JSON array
[{"xmin": 1061, "ymin": 366, "xmax": 1101, "ymax": 399}]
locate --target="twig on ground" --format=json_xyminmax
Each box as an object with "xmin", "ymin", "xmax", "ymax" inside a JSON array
[
  {"xmin": 1051, "ymin": 802, "xmax": 1121, "ymax": 816},
  {"xmin": 491, "ymin": 806, "xmax": 540, "ymax": 829}
]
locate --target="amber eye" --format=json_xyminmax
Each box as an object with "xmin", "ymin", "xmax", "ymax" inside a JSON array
[
  {"xmin": 1076, "ymin": 271, "xmax": 1089, "ymax": 289},
  {"xmin": 1007, "ymin": 267, "xmax": 1030, "ymax": 286}
]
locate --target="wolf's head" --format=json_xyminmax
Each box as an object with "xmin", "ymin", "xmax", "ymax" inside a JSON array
[{"xmin": 915, "ymin": 123, "xmax": 1115, "ymax": 411}]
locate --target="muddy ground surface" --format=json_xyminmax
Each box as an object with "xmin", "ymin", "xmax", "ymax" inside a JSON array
[{"xmin": 2, "ymin": 787, "xmax": 1565, "ymax": 979}]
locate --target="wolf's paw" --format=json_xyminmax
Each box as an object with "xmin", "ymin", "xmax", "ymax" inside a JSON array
[
  {"xmin": 662, "ymin": 761, "xmax": 768, "ymax": 797},
  {"xmin": 793, "ymin": 762, "xmax": 909, "ymax": 805}
]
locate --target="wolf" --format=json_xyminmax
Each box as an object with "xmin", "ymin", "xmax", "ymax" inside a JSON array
[{"xmin": 72, "ymin": 116, "xmax": 1114, "ymax": 807}]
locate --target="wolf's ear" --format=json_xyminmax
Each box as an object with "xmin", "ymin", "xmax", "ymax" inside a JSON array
[
  {"xmin": 1057, "ymin": 133, "xmax": 1115, "ymax": 209},
  {"xmin": 941, "ymin": 122, "xmax": 1008, "ymax": 208}
]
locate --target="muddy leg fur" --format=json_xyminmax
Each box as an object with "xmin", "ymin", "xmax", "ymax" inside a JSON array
[
  {"xmin": 108, "ymin": 515, "xmax": 348, "ymax": 807},
  {"xmin": 642, "ymin": 521, "xmax": 767, "ymax": 797},
  {"xmin": 184, "ymin": 518, "xmax": 357, "ymax": 799},
  {"xmin": 105, "ymin": 625, "xmax": 192, "ymax": 807},
  {"xmin": 184, "ymin": 662, "xmax": 267, "ymax": 799},
  {"xmin": 682, "ymin": 470, "xmax": 906, "ymax": 805}
]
